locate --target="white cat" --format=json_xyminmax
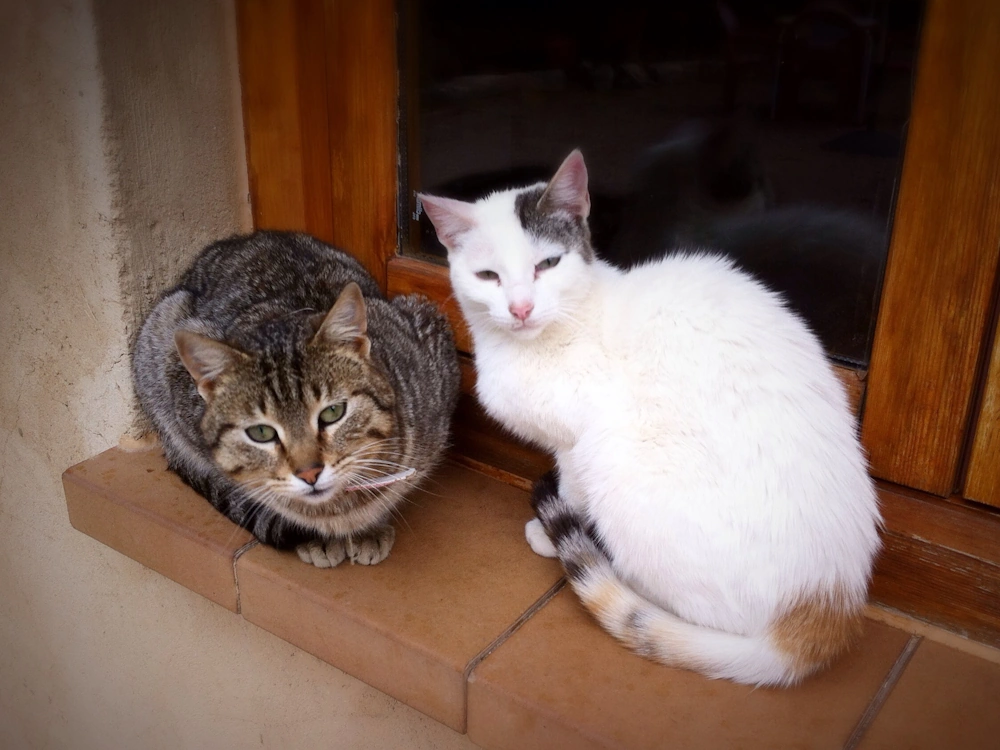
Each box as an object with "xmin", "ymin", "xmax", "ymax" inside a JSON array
[{"xmin": 419, "ymin": 150, "xmax": 880, "ymax": 687}]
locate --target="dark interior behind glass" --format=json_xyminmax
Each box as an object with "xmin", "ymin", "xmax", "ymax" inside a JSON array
[{"xmin": 401, "ymin": 0, "xmax": 924, "ymax": 365}]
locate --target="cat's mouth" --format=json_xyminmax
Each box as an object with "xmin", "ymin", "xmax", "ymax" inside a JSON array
[
  {"xmin": 508, "ymin": 319, "xmax": 545, "ymax": 338},
  {"xmin": 282, "ymin": 467, "xmax": 417, "ymax": 508}
]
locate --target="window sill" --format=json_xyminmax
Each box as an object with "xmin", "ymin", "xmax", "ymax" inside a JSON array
[{"xmin": 63, "ymin": 447, "xmax": 1000, "ymax": 748}]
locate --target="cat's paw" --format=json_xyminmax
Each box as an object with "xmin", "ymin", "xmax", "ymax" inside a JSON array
[
  {"xmin": 346, "ymin": 524, "xmax": 395, "ymax": 566},
  {"xmin": 296, "ymin": 539, "xmax": 348, "ymax": 568},
  {"xmin": 525, "ymin": 518, "xmax": 558, "ymax": 558}
]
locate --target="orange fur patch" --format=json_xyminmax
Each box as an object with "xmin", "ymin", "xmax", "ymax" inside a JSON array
[
  {"xmin": 583, "ymin": 575, "xmax": 626, "ymax": 625},
  {"xmin": 771, "ymin": 588, "xmax": 864, "ymax": 679}
]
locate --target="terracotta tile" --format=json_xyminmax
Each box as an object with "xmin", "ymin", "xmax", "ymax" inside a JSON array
[
  {"xmin": 63, "ymin": 447, "xmax": 254, "ymax": 611},
  {"xmin": 235, "ymin": 461, "xmax": 564, "ymax": 732},
  {"xmin": 468, "ymin": 589, "xmax": 912, "ymax": 750},
  {"xmin": 857, "ymin": 639, "xmax": 1000, "ymax": 750}
]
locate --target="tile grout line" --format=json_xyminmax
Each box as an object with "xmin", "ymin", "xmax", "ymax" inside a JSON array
[
  {"xmin": 456, "ymin": 578, "xmax": 566, "ymax": 733},
  {"xmin": 231, "ymin": 540, "xmax": 260, "ymax": 615},
  {"xmin": 842, "ymin": 634, "xmax": 922, "ymax": 750},
  {"xmin": 463, "ymin": 576, "xmax": 568, "ymax": 688}
]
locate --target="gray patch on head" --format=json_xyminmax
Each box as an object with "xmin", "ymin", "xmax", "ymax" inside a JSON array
[{"xmin": 514, "ymin": 186, "xmax": 595, "ymax": 262}]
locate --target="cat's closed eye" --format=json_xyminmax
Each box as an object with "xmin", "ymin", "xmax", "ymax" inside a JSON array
[
  {"xmin": 535, "ymin": 256, "xmax": 562, "ymax": 272},
  {"xmin": 475, "ymin": 270, "xmax": 500, "ymax": 282},
  {"xmin": 318, "ymin": 402, "xmax": 347, "ymax": 427},
  {"xmin": 246, "ymin": 424, "xmax": 278, "ymax": 443}
]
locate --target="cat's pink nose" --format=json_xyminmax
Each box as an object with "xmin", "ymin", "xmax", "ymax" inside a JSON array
[
  {"xmin": 295, "ymin": 465, "xmax": 323, "ymax": 485},
  {"xmin": 509, "ymin": 301, "xmax": 534, "ymax": 322}
]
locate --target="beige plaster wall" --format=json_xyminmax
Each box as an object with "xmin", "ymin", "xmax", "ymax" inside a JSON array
[{"xmin": 0, "ymin": 1, "xmax": 476, "ymax": 747}]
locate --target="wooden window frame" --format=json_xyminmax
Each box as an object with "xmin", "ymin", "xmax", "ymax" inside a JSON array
[{"xmin": 236, "ymin": 0, "xmax": 1000, "ymax": 643}]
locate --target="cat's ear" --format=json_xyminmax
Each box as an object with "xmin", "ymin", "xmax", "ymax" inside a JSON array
[
  {"xmin": 175, "ymin": 330, "xmax": 246, "ymax": 401},
  {"xmin": 539, "ymin": 149, "xmax": 590, "ymax": 219},
  {"xmin": 418, "ymin": 193, "xmax": 476, "ymax": 252},
  {"xmin": 313, "ymin": 282, "xmax": 370, "ymax": 358}
]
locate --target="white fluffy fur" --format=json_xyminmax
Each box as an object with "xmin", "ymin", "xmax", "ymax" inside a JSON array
[{"xmin": 420, "ymin": 155, "xmax": 881, "ymax": 686}]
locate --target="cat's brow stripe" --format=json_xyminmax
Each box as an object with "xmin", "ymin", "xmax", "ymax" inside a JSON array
[
  {"xmin": 354, "ymin": 387, "xmax": 392, "ymax": 413},
  {"xmin": 289, "ymin": 346, "xmax": 305, "ymax": 400},
  {"xmin": 208, "ymin": 423, "xmax": 236, "ymax": 450}
]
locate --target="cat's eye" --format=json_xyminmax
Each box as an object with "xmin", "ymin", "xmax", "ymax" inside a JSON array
[
  {"xmin": 475, "ymin": 270, "xmax": 500, "ymax": 282},
  {"xmin": 535, "ymin": 256, "xmax": 562, "ymax": 272},
  {"xmin": 318, "ymin": 402, "xmax": 347, "ymax": 427},
  {"xmin": 245, "ymin": 424, "xmax": 277, "ymax": 443}
]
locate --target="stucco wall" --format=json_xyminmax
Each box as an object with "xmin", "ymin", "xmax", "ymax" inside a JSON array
[{"xmin": 0, "ymin": 1, "xmax": 475, "ymax": 747}]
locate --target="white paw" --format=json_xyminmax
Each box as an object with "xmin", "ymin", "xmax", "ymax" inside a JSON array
[
  {"xmin": 296, "ymin": 538, "xmax": 348, "ymax": 568},
  {"xmin": 525, "ymin": 518, "xmax": 558, "ymax": 558},
  {"xmin": 346, "ymin": 524, "xmax": 395, "ymax": 566}
]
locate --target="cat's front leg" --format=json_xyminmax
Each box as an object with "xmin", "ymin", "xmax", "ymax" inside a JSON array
[
  {"xmin": 296, "ymin": 538, "xmax": 349, "ymax": 568},
  {"xmin": 525, "ymin": 519, "xmax": 558, "ymax": 558},
  {"xmin": 345, "ymin": 523, "xmax": 395, "ymax": 565},
  {"xmin": 295, "ymin": 523, "xmax": 396, "ymax": 568},
  {"xmin": 526, "ymin": 470, "xmax": 561, "ymax": 558}
]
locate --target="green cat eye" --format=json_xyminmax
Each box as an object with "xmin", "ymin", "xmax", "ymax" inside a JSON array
[
  {"xmin": 245, "ymin": 424, "xmax": 277, "ymax": 443},
  {"xmin": 476, "ymin": 270, "xmax": 500, "ymax": 281},
  {"xmin": 535, "ymin": 255, "xmax": 562, "ymax": 272},
  {"xmin": 318, "ymin": 402, "xmax": 347, "ymax": 426}
]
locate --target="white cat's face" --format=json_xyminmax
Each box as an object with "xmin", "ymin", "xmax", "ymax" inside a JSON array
[
  {"xmin": 420, "ymin": 150, "xmax": 594, "ymax": 340},
  {"xmin": 446, "ymin": 193, "xmax": 590, "ymax": 339}
]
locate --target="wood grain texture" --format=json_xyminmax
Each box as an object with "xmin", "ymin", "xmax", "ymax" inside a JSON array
[
  {"xmin": 238, "ymin": 0, "xmax": 398, "ymax": 287},
  {"xmin": 879, "ymin": 484, "xmax": 1000, "ymax": 568},
  {"xmin": 965, "ymin": 317, "xmax": 1000, "ymax": 507},
  {"xmin": 237, "ymin": 0, "xmax": 335, "ymax": 242},
  {"xmin": 861, "ymin": 0, "xmax": 1000, "ymax": 495},
  {"xmin": 322, "ymin": 0, "xmax": 398, "ymax": 289},
  {"xmin": 871, "ymin": 483, "xmax": 1000, "ymax": 646},
  {"xmin": 871, "ymin": 532, "xmax": 1000, "ymax": 649}
]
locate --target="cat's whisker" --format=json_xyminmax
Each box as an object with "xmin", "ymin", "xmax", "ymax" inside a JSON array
[
  {"xmin": 351, "ymin": 460, "xmax": 413, "ymax": 473},
  {"xmin": 336, "ymin": 471, "xmax": 415, "ymax": 531}
]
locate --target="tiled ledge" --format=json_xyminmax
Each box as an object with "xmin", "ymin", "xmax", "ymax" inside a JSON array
[{"xmin": 63, "ymin": 448, "xmax": 1000, "ymax": 749}]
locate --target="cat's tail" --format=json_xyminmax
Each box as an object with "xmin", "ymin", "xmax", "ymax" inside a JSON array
[{"xmin": 531, "ymin": 472, "xmax": 863, "ymax": 687}]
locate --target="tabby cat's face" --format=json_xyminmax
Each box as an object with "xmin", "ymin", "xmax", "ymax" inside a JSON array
[
  {"xmin": 206, "ymin": 348, "xmax": 395, "ymax": 510},
  {"xmin": 176, "ymin": 283, "xmax": 401, "ymax": 517}
]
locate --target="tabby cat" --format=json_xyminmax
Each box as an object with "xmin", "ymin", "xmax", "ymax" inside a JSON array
[
  {"xmin": 420, "ymin": 151, "xmax": 880, "ymax": 686},
  {"xmin": 132, "ymin": 231, "xmax": 459, "ymax": 567}
]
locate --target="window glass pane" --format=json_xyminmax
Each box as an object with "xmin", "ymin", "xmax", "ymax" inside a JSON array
[{"xmin": 401, "ymin": 0, "xmax": 924, "ymax": 365}]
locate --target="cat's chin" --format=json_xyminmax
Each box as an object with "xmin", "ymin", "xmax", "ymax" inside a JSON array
[
  {"xmin": 505, "ymin": 320, "xmax": 547, "ymax": 340},
  {"xmin": 299, "ymin": 485, "xmax": 346, "ymax": 506},
  {"xmin": 274, "ymin": 483, "xmax": 342, "ymax": 507}
]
